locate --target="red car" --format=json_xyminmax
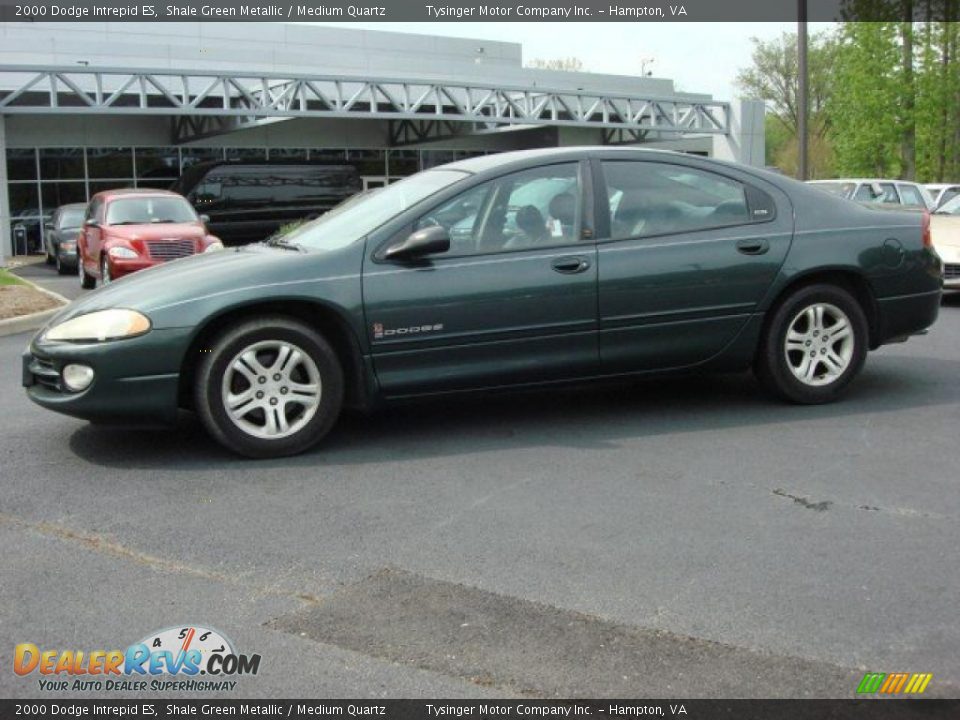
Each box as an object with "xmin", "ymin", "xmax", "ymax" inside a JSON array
[{"xmin": 77, "ymin": 189, "xmax": 223, "ymax": 288}]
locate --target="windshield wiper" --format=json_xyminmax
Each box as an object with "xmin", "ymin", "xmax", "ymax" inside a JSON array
[{"xmin": 109, "ymin": 221, "xmax": 144, "ymax": 226}]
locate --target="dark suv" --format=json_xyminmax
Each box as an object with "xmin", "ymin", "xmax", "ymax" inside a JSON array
[{"xmin": 172, "ymin": 161, "xmax": 361, "ymax": 245}]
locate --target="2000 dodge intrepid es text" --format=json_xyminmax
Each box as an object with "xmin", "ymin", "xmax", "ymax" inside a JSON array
[{"xmin": 23, "ymin": 148, "xmax": 943, "ymax": 457}]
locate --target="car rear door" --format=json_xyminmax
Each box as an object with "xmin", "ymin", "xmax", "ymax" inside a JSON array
[
  {"xmin": 363, "ymin": 161, "xmax": 600, "ymax": 396},
  {"xmin": 595, "ymin": 159, "xmax": 793, "ymax": 372}
]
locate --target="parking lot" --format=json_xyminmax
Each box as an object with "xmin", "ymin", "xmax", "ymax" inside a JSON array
[{"xmin": 2, "ymin": 263, "xmax": 959, "ymax": 699}]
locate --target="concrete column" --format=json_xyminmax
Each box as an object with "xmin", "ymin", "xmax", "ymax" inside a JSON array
[
  {"xmin": 0, "ymin": 115, "xmax": 9, "ymax": 265},
  {"xmin": 712, "ymin": 99, "xmax": 765, "ymax": 168}
]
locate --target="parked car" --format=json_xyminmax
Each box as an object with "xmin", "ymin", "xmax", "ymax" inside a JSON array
[
  {"xmin": 925, "ymin": 183, "xmax": 960, "ymax": 209},
  {"xmin": 931, "ymin": 194, "xmax": 960, "ymax": 289},
  {"xmin": 76, "ymin": 189, "xmax": 223, "ymax": 289},
  {"xmin": 808, "ymin": 179, "xmax": 935, "ymax": 210},
  {"xmin": 43, "ymin": 203, "xmax": 87, "ymax": 275},
  {"xmin": 24, "ymin": 148, "xmax": 942, "ymax": 458},
  {"xmin": 171, "ymin": 161, "xmax": 362, "ymax": 245}
]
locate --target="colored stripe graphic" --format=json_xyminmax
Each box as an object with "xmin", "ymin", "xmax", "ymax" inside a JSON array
[
  {"xmin": 857, "ymin": 672, "xmax": 932, "ymax": 694},
  {"xmin": 857, "ymin": 673, "xmax": 886, "ymax": 694}
]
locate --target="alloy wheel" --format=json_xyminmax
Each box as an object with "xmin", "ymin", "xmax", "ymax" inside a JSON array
[
  {"xmin": 783, "ymin": 302, "xmax": 855, "ymax": 387},
  {"xmin": 220, "ymin": 340, "xmax": 322, "ymax": 440}
]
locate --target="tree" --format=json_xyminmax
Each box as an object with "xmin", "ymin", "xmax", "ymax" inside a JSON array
[
  {"xmin": 735, "ymin": 31, "xmax": 837, "ymax": 177},
  {"xmin": 735, "ymin": 31, "xmax": 837, "ymax": 140},
  {"xmin": 827, "ymin": 22, "xmax": 904, "ymax": 177}
]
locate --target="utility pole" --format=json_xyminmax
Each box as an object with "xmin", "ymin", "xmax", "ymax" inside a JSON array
[{"xmin": 797, "ymin": 0, "xmax": 809, "ymax": 180}]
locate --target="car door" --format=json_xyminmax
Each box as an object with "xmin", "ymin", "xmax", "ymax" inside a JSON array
[
  {"xmin": 595, "ymin": 159, "xmax": 793, "ymax": 372},
  {"xmin": 80, "ymin": 198, "xmax": 104, "ymax": 275},
  {"xmin": 363, "ymin": 161, "xmax": 599, "ymax": 396}
]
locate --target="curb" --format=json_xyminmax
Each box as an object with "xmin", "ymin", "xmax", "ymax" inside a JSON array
[
  {"xmin": 0, "ymin": 272, "xmax": 71, "ymax": 338},
  {"xmin": 0, "ymin": 307, "xmax": 61, "ymax": 338}
]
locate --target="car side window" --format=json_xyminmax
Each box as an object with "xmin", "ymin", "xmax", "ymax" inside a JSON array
[
  {"xmin": 602, "ymin": 161, "xmax": 750, "ymax": 241},
  {"xmin": 855, "ymin": 183, "xmax": 898, "ymax": 204},
  {"xmin": 897, "ymin": 184, "xmax": 926, "ymax": 208},
  {"xmin": 85, "ymin": 199, "xmax": 101, "ymax": 224},
  {"xmin": 415, "ymin": 163, "xmax": 582, "ymax": 256}
]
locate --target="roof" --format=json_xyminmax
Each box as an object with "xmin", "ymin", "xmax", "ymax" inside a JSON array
[
  {"xmin": 444, "ymin": 146, "xmax": 685, "ymax": 174},
  {"xmin": 91, "ymin": 188, "xmax": 182, "ymax": 200},
  {"xmin": 809, "ymin": 178, "xmax": 925, "ymax": 185}
]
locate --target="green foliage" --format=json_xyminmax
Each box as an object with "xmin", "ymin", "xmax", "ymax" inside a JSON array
[
  {"xmin": 737, "ymin": 16, "xmax": 960, "ymax": 182},
  {"xmin": 828, "ymin": 22, "xmax": 904, "ymax": 177}
]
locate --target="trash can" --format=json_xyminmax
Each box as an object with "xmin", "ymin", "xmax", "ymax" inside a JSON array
[{"xmin": 13, "ymin": 224, "xmax": 27, "ymax": 256}]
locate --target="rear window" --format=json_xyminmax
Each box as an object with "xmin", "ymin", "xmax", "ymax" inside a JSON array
[{"xmin": 106, "ymin": 196, "xmax": 197, "ymax": 225}]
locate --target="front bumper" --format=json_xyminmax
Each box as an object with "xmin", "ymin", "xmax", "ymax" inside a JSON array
[
  {"xmin": 22, "ymin": 327, "xmax": 194, "ymax": 426},
  {"xmin": 936, "ymin": 244, "xmax": 960, "ymax": 288},
  {"xmin": 56, "ymin": 248, "xmax": 78, "ymax": 267},
  {"xmin": 107, "ymin": 256, "xmax": 165, "ymax": 279}
]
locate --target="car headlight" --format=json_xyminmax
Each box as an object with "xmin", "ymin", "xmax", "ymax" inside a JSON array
[
  {"xmin": 107, "ymin": 246, "xmax": 138, "ymax": 259},
  {"xmin": 44, "ymin": 309, "xmax": 151, "ymax": 343},
  {"xmin": 204, "ymin": 241, "xmax": 224, "ymax": 253}
]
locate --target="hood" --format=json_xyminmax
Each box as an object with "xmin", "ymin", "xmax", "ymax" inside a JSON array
[
  {"xmin": 930, "ymin": 215, "xmax": 960, "ymax": 248},
  {"xmin": 43, "ymin": 241, "xmax": 361, "ymax": 331}
]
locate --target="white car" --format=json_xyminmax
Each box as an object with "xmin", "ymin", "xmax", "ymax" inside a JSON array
[
  {"xmin": 925, "ymin": 183, "xmax": 960, "ymax": 209},
  {"xmin": 931, "ymin": 195, "xmax": 960, "ymax": 289},
  {"xmin": 808, "ymin": 179, "xmax": 935, "ymax": 210}
]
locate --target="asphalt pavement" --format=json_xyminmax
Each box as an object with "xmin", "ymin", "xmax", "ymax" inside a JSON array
[{"xmin": 2, "ymin": 261, "xmax": 959, "ymax": 699}]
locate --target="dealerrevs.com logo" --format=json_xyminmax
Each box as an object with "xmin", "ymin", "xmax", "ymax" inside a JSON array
[{"xmin": 14, "ymin": 625, "xmax": 261, "ymax": 692}]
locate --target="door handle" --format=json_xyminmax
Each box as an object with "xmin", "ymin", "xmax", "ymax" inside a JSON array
[
  {"xmin": 736, "ymin": 238, "xmax": 770, "ymax": 255},
  {"xmin": 551, "ymin": 256, "xmax": 591, "ymax": 274}
]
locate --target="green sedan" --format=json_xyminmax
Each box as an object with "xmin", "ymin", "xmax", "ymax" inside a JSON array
[{"xmin": 23, "ymin": 148, "xmax": 943, "ymax": 458}]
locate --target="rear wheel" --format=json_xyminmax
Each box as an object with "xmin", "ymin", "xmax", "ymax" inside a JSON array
[
  {"xmin": 755, "ymin": 284, "xmax": 868, "ymax": 404},
  {"xmin": 78, "ymin": 255, "xmax": 96, "ymax": 289},
  {"xmin": 194, "ymin": 317, "xmax": 344, "ymax": 458}
]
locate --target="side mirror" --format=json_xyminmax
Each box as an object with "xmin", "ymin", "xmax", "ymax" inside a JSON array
[
  {"xmin": 384, "ymin": 225, "xmax": 450, "ymax": 260},
  {"xmin": 84, "ymin": 219, "xmax": 99, "ymax": 228},
  {"xmin": 199, "ymin": 214, "xmax": 210, "ymax": 225}
]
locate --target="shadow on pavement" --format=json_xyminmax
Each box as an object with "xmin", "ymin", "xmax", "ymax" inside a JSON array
[{"xmin": 67, "ymin": 353, "xmax": 960, "ymax": 472}]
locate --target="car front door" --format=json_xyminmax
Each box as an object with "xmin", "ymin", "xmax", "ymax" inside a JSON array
[
  {"xmin": 595, "ymin": 159, "xmax": 793, "ymax": 372},
  {"xmin": 81, "ymin": 199, "xmax": 104, "ymax": 275},
  {"xmin": 363, "ymin": 161, "xmax": 599, "ymax": 396}
]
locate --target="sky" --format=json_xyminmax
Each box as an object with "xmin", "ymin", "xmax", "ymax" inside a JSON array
[{"xmin": 318, "ymin": 22, "xmax": 835, "ymax": 101}]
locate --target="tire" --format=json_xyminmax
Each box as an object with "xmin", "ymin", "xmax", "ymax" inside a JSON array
[
  {"xmin": 194, "ymin": 316, "xmax": 344, "ymax": 458},
  {"xmin": 45, "ymin": 246, "xmax": 55, "ymax": 265},
  {"xmin": 100, "ymin": 256, "xmax": 112, "ymax": 285},
  {"xmin": 78, "ymin": 256, "xmax": 96, "ymax": 289},
  {"xmin": 755, "ymin": 283, "xmax": 869, "ymax": 404},
  {"xmin": 56, "ymin": 254, "xmax": 70, "ymax": 275}
]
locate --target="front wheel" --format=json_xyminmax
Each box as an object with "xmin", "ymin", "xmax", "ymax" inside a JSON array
[
  {"xmin": 755, "ymin": 284, "xmax": 868, "ymax": 404},
  {"xmin": 78, "ymin": 256, "xmax": 96, "ymax": 289},
  {"xmin": 194, "ymin": 317, "xmax": 344, "ymax": 458}
]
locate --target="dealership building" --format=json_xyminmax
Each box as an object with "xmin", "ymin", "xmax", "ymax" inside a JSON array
[{"xmin": 0, "ymin": 21, "xmax": 763, "ymax": 260}]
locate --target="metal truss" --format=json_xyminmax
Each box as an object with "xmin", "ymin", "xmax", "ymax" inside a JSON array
[{"xmin": 0, "ymin": 65, "xmax": 730, "ymax": 145}]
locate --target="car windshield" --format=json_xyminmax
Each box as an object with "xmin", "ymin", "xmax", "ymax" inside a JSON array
[
  {"xmin": 59, "ymin": 208, "xmax": 85, "ymax": 228},
  {"xmin": 937, "ymin": 195, "xmax": 960, "ymax": 215},
  {"xmin": 106, "ymin": 196, "xmax": 197, "ymax": 225},
  {"xmin": 279, "ymin": 170, "xmax": 468, "ymax": 251}
]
